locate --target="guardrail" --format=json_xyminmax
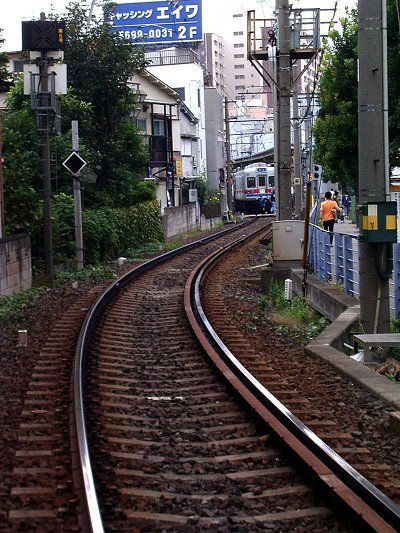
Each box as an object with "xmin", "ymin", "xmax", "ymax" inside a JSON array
[{"xmin": 308, "ymin": 223, "xmax": 400, "ymax": 319}]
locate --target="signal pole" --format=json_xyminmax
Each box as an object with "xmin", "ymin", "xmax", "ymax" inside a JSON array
[
  {"xmin": 358, "ymin": 0, "xmax": 391, "ymax": 333},
  {"xmin": 39, "ymin": 46, "xmax": 53, "ymax": 280},
  {"xmin": 23, "ymin": 15, "xmax": 66, "ymax": 280}
]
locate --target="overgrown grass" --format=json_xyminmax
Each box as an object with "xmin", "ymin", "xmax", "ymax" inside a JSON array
[
  {"xmin": 259, "ymin": 279, "xmax": 329, "ymax": 342},
  {"xmin": 56, "ymin": 265, "xmax": 115, "ymax": 282},
  {"xmin": 0, "ymin": 266, "xmax": 115, "ymax": 321},
  {"xmin": 0, "ymin": 287, "xmax": 47, "ymax": 321},
  {"xmin": 124, "ymin": 242, "xmax": 163, "ymax": 260}
]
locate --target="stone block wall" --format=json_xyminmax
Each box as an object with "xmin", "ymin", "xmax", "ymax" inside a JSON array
[{"xmin": 0, "ymin": 234, "xmax": 32, "ymax": 297}]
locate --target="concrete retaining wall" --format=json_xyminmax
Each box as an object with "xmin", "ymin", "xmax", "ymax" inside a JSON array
[
  {"xmin": 162, "ymin": 204, "xmax": 222, "ymax": 240},
  {"xmin": 0, "ymin": 234, "xmax": 32, "ymax": 297},
  {"xmin": 162, "ymin": 204, "xmax": 198, "ymax": 240}
]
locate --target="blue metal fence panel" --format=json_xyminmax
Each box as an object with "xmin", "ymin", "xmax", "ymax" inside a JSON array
[
  {"xmin": 393, "ymin": 244, "xmax": 400, "ymax": 319},
  {"xmin": 334, "ymin": 234, "xmax": 355, "ymax": 295},
  {"xmin": 308, "ymin": 224, "xmax": 359, "ymax": 297},
  {"xmin": 306, "ymin": 222, "xmax": 400, "ymax": 316}
]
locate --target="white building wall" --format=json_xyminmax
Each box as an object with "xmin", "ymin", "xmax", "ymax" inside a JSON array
[
  {"xmin": 147, "ymin": 62, "xmax": 207, "ymax": 177},
  {"xmin": 202, "ymin": 0, "xmax": 269, "ymax": 105}
]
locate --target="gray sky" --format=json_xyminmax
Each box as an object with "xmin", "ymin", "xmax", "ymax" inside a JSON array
[{"xmin": 1, "ymin": 0, "xmax": 358, "ymax": 52}]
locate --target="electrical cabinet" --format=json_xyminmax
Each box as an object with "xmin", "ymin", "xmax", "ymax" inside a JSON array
[
  {"xmin": 362, "ymin": 202, "xmax": 398, "ymax": 243},
  {"xmin": 272, "ymin": 220, "xmax": 304, "ymax": 261}
]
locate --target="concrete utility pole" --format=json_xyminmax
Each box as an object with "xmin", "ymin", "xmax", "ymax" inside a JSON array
[
  {"xmin": 224, "ymin": 96, "xmax": 233, "ymax": 212},
  {"xmin": 71, "ymin": 121, "xmax": 84, "ymax": 270},
  {"xmin": 358, "ymin": 0, "xmax": 391, "ymax": 333},
  {"xmin": 293, "ymin": 75, "xmax": 302, "ymax": 218},
  {"xmin": 276, "ymin": 0, "xmax": 292, "ymax": 221},
  {"xmin": 0, "ymin": 125, "xmax": 4, "ymax": 238}
]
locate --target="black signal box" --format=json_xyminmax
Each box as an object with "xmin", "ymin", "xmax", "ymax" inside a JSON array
[{"xmin": 22, "ymin": 21, "xmax": 66, "ymax": 51}]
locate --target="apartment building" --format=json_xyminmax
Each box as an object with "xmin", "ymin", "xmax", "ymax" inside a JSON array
[{"xmin": 198, "ymin": 33, "xmax": 225, "ymax": 96}]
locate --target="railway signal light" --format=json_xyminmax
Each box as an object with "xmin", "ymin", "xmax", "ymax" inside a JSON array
[
  {"xmin": 314, "ymin": 164, "xmax": 323, "ymax": 181},
  {"xmin": 22, "ymin": 21, "xmax": 66, "ymax": 51}
]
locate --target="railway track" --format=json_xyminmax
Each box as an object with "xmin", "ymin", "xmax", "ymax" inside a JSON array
[{"xmin": 5, "ymin": 217, "xmax": 400, "ymax": 532}]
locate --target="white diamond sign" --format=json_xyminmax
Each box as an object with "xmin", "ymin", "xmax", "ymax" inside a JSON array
[{"xmin": 63, "ymin": 151, "xmax": 87, "ymax": 176}]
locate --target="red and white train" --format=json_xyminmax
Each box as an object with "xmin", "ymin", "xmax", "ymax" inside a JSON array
[{"xmin": 233, "ymin": 163, "xmax": 275, "ymax": 213}]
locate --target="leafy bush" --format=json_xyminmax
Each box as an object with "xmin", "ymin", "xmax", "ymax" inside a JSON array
[
  {"xmin": 51, "ymin": 197, "xmax": 164, "ymax": 267},
  {"xmin": 52, "ymin": 193, "xmax": 76, "ymax": 267},
  {"xmin": 83, "ymin": 200, "xmax": 163, "ymax": 264}
]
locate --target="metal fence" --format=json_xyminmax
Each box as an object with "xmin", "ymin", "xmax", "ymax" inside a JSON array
[
  {"xmin": 308, "ymin": 224, "xmax": 360, "ymax": 298},
  {"xmin": 308, "ymin": 223, "xmax": 400, "ymax": 318}
]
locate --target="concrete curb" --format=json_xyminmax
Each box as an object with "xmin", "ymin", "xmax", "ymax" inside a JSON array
[
  {"xmin": 297, "ymin": 272, "xmax": 400, "ymax": 411},
  {"xmin": 260, "ymin": 264, "xmax": 400, "ymax": 409}
]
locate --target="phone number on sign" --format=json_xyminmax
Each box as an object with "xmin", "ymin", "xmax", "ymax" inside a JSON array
[{"xmin": 118, "ymin": 26, "xmax": 198, "ymax": 40}]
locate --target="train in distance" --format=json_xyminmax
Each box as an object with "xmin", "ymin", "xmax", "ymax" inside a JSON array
[{"xmin": 233, "ymin": 162, "xmax": 275, "ymax": 214}]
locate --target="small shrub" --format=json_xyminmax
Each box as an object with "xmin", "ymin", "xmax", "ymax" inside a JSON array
[
  {"xmin": 0, "ymin": 287, "xmax": 46, "ymax": 321},
  {"xmin": 390, "ymin": 319, "xmax": 400, "ymax": 361},
  {"xmin": 259, "ymin": 294, "xmax": 268, "ymax": 310},
  {"xmin": 261, "ymin": 279, "xmax": 329, "ymax": 342}
]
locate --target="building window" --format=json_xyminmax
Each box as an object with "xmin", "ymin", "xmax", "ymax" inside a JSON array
[
  {"xmin": 173, "ymin": 87, "xmax": 186, "ymax": 101},
  {"xmin": 235, "ymin": 75, "xmax": 245, "ymax": 79},
  {"xmin": 233, "ymin": 13, "xmax": 243, "ymax": 18},
  {"xmin": 234, "ymin": 64, "xmax": 245, "ymax": 69},
  {"xmin": 153, "ymin": 117, "xmax": 166, "ymax": 136},
  {"xmin": 136, "ymin": 117, "xmax": 146, "ymax": 130},
  {"xmin": 233, "ymin": 31, "xmax": 243, "ymax": 36},
  {"xmin": 235, "ymin": 85, "xmax": 245, "ymax": 90},
  {"xmin": 13, "ymin": 60, "xmax": 27, "ymax": 73},
  {"xmin": 234, "ymin": 43, "xmax": 244, "ymax": 48},
  {"xmin": 234, "ymin": 54, "xmax": 244, "ymax": 59}
]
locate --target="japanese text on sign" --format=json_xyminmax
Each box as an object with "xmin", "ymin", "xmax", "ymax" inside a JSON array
[{"xmin": 108, "ymin": 0, "xmax": 203, "ymax": 44}]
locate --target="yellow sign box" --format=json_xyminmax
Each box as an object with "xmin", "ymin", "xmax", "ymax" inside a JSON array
[{"xmin": 174, "ymin": 157, "xmax": 183, "ymax": 177}]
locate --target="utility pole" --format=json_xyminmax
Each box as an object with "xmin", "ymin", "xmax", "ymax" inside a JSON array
[
  {"xmin": 276, "ymin": 0, "xmax": 292, "ymax": 220},
  {"xmin": 224, "ymin": 96, "xmax": 233, "ymax": 213},
  {"xmin": 293, "ymin": 72, "xmax": 302, "ymax": 218},
  {"xmin": 358, "ymin": 0, "xmax": 391, "ymax": 333},
  {"xmin": 0, "ymin": 125, "xmax": 4, "ymax": 238},
  {"xmin": 87, "ymin": 0, "xmax": 97, "ymax": 26}
]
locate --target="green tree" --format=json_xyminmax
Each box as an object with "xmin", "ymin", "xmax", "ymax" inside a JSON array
[
  {"xmin": 312, "ymin": 9, "xmax": 358, "ymax": 191},
  {"xmin": 61, "ymin": 1, "xmax": 150, "ymax": 202},
  {"xmin": 0, "ymin": 80, "xmax": 43, "ymax": 237}
]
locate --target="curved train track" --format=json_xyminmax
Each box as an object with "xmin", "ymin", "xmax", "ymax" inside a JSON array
[{"xmin": 6, "ymin": 218, "xmax": 400, "ymax": 532}]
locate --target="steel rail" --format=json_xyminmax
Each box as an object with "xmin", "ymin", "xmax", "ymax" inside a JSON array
[
  {"xmin": 70, "ymin": 219, "xmax": 257, "ymax": 532},
  {"xmin": 184, "ymin": 232, "xmax": 400, "ymax": 533}
]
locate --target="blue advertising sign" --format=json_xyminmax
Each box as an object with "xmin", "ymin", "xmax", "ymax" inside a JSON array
[{"xmin": 108, "ymin": 0, "xmax": 203, "ymax": 45}]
